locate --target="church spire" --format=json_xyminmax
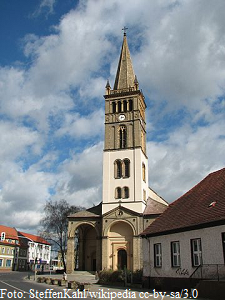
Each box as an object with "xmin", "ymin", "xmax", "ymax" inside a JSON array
[{"xmin": 113, "ymin": 31, "xmax": 136, "ymax": 90}]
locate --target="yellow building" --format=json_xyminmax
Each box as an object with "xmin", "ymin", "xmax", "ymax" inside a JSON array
[{"xmin": 0, "ymin": 225, "xmax": 18, "ymax": 271}]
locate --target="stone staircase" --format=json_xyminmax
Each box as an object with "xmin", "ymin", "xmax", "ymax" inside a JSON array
[{"xmin": 68, "ymin": 271, "xmax": 98, "ymax": 284}]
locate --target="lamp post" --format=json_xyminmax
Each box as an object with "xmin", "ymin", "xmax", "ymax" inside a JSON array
[{"xmin": 34, "ymin": 257, "xmax": 38, "ymax": 281}]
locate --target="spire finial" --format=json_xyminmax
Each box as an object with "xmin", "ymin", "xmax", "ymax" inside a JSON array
[
  {"xmin": 122, "ymin": 26, "xmax": 128, "ymax": 36},
  {"xmin": 105, "ymin": 79, "xmax": 111, "ymax": 95}
]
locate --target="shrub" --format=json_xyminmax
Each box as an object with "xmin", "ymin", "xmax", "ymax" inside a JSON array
[
  {"xmin": 110, "ymin": 270, "xmax": 124, "ymax": 282},
  {"xmin": 133, "ymin": 269, "xmax": 143, "ymax": 284},
  {"xmin": 98, "ymin": 270, "xmax": 113, "ymax": 283}
]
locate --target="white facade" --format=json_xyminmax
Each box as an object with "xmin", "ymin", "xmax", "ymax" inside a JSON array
[
  {"xmin": 143, "ymin": 225, "xmax": 225, "ymax": 279},
  {"xmin": 27, "ymin": 241, "xmax": 51, "ymax": 264},
  {"xmin": 102, "ymin": 148, "xmax": 149, "ymax": 214}
]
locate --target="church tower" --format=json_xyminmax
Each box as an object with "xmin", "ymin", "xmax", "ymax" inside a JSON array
[
  {"xmin": 66, "ymin": 31, "xmax": 168, "ymax": 274},
  {"xmin": 102, "ymin": 31, "xmax": 148, "ymax": 214}
]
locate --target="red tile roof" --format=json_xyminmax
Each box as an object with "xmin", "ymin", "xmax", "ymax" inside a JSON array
[
  {"xmin": 18, "ymin": 232, "xmax": 51, "ymax": 245},
  {"xmin": 141, "ymin": 168, "xmax": 225, "ymax": 237},
  {"xmin": 0, "ymin": 225, "xmax": 18, "ymax": 240}
]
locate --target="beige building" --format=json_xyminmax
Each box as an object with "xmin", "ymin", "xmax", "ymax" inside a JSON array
[
  {"xmin": 141, "ymin": 167, "xmax": 225, "ymax": 297},
  {"xmin": 67, "ymin": 32, "xmax": 168, "ymax": 274}
]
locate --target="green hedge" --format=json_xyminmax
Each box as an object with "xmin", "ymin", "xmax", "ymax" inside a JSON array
[{"xmin": 98, "ymin": 269, "xmax": 142, "ymax": 284}]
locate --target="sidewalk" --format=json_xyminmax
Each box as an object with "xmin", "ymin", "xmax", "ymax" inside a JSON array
[{"xmin": 27, "ymin": 272, "xmax": 209, "ymax": 300}]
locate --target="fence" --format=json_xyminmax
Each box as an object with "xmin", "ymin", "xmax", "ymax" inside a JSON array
[{"xmin": 190, "ymin": 264, "xmax": 225, "ymax": 281}]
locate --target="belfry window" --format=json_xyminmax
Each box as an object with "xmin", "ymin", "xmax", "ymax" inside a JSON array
[
  {"xmin": 118, "ymin": 101, "xmax": 122, "ymax": 113},
  {"xmin": 115, "ymin": 187, "xmax": 122, "ymax": 199},
  {"xmin": 128, "ymin": 99, "xmax": 133, "ymax": 111},
  {"xmin": 123, "ymin": 159, "xmax": 130, "ymax": 178},
  {"xmin": 119, "ymin": 126, "xmax": 127, "ymax": 149},
  {"xmin": 123, "ymin": 101, "xmax": 127, "ymax": 112},
  {"xmin": 112, "ymin": 102, "xmax": 116, "ymax": 113},
  {"xmin": 114, "ymin": 160, "xmax": 122, "ymax": 179},
  {"xmin": 123, "ymin": 187, "xmax": 129, "ymax": 199}
]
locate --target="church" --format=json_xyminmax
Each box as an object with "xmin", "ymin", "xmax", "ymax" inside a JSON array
[{"xmin": 66, "ymin": 32, "xmax": 168, "ymax": 274}]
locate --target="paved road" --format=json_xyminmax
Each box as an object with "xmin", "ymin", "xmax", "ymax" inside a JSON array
[
  {"xmin": 0, "ymin": 272, "xmax": 81, "ymax": 299},
  {"xmin": 0, "ymin": 271, "xmax": 208, "ymax": 300}
]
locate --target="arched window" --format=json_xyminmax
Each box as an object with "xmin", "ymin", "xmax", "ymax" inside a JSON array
[
  {"xmin": 112, "ymin": 102, "xmax": 116, "ymax": 113},
  {"xmin": 123, "ymin": 187, "xmax": 129, "ymax": 199},
  {"xmin": 142, "ymin": 163, "xmax": 146, "ymax": 182},
  {"xmin": 123, "ymin": 159, "xmax": 130, "ymax": 178},
  {"xmin": 123, "ymin": 101, "xmax": 127, "ymax": 112},
  {"xmin": 115, "ymin": 187, "xmax": 122, "ymax": 199},
  {"xmin": 119, "ymin": 126, "xmax": 127, "ymax": 149},
  {"xmin": 114, "ymin": 160, "xmax": 122, "ymax": 179},
  {"xmin": 128, "ymin": 99, "xmax": 133, "ymax": 111},
  {"xmin": 118, "ymin": 101, "xmax": 122, "ymax": 113}
]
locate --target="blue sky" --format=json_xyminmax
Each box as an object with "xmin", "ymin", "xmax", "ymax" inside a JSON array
[{"xmin": 0, "ymin": 0, "xmax": 225, "ymax": 233}]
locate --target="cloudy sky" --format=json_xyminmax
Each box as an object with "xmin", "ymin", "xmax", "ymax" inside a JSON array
[{"xmin": 1, "ymin": 0, "xmax": 225, "ymax": 233}]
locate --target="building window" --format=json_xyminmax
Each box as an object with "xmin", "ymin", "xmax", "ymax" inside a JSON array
[
  {"xmin": 7, "ymin": 248, "xmax": 10, "ymax": 255},
  {"xmin": 114, "ymin": 160, "xmax": 122, "ymax": 178},
  {"xmin": 0, "ymin": 259, "xmax": 3, "ymax": 267},
  {"xmin": 142, "ymin": 163, "xmax": 146, "ymax": 182},
  {"xmin": 2, "ymin": 248, "xmax": 5, "ymax": 254},
  {"xmin": 171, "ymin": 241, "xmax": 181, "ymax": 267},
  {"xmin": 154, "ymin": 243, "xmax": 162, "ymax": 267},
  {"xmin": 114, "ymin": 159, "xmax": 130, "ymax": 179},
  {"xmin": 115, "ymin": 187, "xmax": 122, "ymax": 199},
  {"xmin": 112, "ymin": 102, "xmax": 116, "ymax": 113},
  {"xmin": 123, "ymin": 187, "xmax": 129, "ymax": 199},
  {"xmin": 1, "ymin": 232, "xmax": 5, "ymax": 241},
  {"xmin": 119, "ymin": 126, "xmax": 127, "ymax": 149},
  {"xmin": 6, "ymin": 260, "xmax": 11, "ymax": 267},
  {"xmin": 123, "ymin": 100, "xmax": 127, "ymax": 112},
  {"xmin": 128, "ymin": 99, "xmax": 133, "ymax": 111},
  {"xmin": 11, "ymin": 249, "xmax": 14, "ymax": 255},
  {"xmin": 123, "ymin": 159, "xmax": 130, "ymax": 178},
  {"xmin": 118, "ymin": 101, "xmax": 122, "ymax": 113},
  {"xmin": 222, "ymin": 233, "xmax": 225, "ymax": 264},
  {"xmin": 191, "ymin": 239, "xmax": 202, "ymax": 267}
]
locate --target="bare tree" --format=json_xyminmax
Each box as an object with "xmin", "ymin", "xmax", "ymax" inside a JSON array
[{"xmin": 40, "ymin": 199, "xmax": 84, "ymax": 271}]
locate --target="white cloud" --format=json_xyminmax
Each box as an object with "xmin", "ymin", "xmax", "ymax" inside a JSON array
[
  {"xmin": 31, "ymin": 0, "xmax": 56, "ymax": 18},
  {"xmin": 54, "ymin": 142, "xmax": 103, "ymax": 207},
  {"xmin": 1, "ymin": 0, "xmax": 225, "ymax": 233},
  {"xmin": 56, "ymin": 110, "xmax": 104, "ymax": 140},
  {"xmin": 148, "ymin": 119, "xmax": 225, "ymax": 201}
]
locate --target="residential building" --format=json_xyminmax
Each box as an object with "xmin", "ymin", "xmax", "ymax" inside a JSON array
[
  {"xmin": 0, "ymin": 225, "xmax": 18, "ymax": 271},
  {"xmin": 66, "ymin": 32, "xmax": 168, "ymax": 273},
  {"xmin": 141, "ymin": 168, "xmax": 225, "ymax": 293},
  {"xmin": 0, "ymin": 226, "xmax": 51, "ymax": 271},
  {"xmin": 18, "ymin": 232, "xmax": 51, "ymax": 269}
]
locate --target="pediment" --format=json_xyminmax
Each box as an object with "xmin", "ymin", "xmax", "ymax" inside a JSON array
[{"xmin": 103, "ymin": 205, "xmax": 141, "ymax": 219}]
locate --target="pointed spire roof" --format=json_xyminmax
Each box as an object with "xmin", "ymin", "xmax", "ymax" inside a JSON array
[{"xmin": 114, "ymin": 34, "xmax": 136, "ymax": 90}]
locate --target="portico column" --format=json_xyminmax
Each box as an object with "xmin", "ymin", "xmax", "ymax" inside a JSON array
[
  {"xmin": 96, "ymin": 237, "xmax": 102, "ymax": 271},
  {"xmin": 66, "ymin": 237, "xmax": 75, "ymax": 274},
  {"xmin": 102, "ymin": 237, "xmax": 108, "ymax": 270}
]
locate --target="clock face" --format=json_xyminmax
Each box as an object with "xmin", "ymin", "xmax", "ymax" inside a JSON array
[{"xmin": 118, "ymin": 114, "xmax": 125, "ymax": 121}]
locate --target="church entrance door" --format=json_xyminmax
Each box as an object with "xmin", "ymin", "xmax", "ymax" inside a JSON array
[{"xmin": 118, "ymin": 249, "xmax": 127, "ymax": 270}]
